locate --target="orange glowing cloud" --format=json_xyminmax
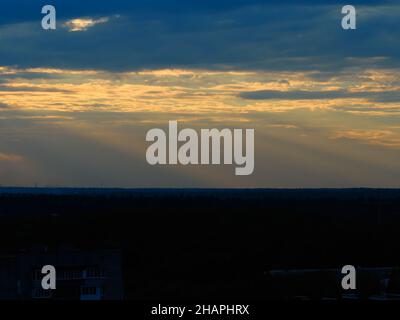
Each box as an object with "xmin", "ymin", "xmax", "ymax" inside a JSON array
[
  {"xmin": 64, "ymin": 17, "xmax": 110, "ymax": 32},
  {"xmin": 0, "ymin": 152, "xmax": 23, "ymax": 162}
]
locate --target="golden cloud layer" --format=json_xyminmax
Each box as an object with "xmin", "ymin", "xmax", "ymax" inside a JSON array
[
  {"xmin": 1, "ymin": 66, "xmax": 400, "ymax": 152},
  {"xmin": 1, "ymin": 67, "xmax": 399, "ymax": 115}
]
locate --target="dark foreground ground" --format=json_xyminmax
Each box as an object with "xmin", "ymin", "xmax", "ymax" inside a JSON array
[{"xmin": 0, "ymin": 188, "xmax": 400, "ymax": 300}]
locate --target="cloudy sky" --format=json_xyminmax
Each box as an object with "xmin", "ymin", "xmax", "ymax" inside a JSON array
[{"xmin": 0, "ymin": 0, "xmax": 399, "ymax": 188}]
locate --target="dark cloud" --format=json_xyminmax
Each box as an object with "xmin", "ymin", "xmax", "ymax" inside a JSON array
[
  {"xmin": 240, "ymin": 89, "xmax": 400, "ymax": 103},
  {"xmin": 1, "ymin": 1, "xmax": 395, "ymax": 25},
  {"xmin": 0, "ymin": 73, "xmax": 60, "ymax": 81},
  {"xmin": 0, "ymin": 2, "xmax": 399, "ymax": 72},
  {"xmin": 0, "ymin": 85, "xmax": 72, "ymax": 93},
  {"xmin": 371, "ymin": 92, "xmax": 400, "ymax": 103}
]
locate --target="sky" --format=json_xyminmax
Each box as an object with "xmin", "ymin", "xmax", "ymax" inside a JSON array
[{"xmin": 0, "ymin": 0, "xmax": 399, "ymax": 188}]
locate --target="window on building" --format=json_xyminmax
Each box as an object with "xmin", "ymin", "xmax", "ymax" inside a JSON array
[
  {"xmin": 86, "ymin": 267, "xmax": 104, "ymax": 278},
  {"xmin": 81, "ymin": 287, "xmax": 98, "ymax": 295}
]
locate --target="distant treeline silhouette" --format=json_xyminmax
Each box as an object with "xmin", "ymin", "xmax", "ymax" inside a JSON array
[{"xmin": 0, "ymin": 188, "xmax": 399, "ymax": 299}]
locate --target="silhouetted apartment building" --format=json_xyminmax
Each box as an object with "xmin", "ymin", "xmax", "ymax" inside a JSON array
[{"xmin": 0, "ymin": 247, "xmax": 123, "ymax": 300}]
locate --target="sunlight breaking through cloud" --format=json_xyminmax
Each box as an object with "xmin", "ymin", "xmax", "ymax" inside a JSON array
[{"xmin": 64, "ymin": 17, "xmax": 110, "ymax": 32}]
